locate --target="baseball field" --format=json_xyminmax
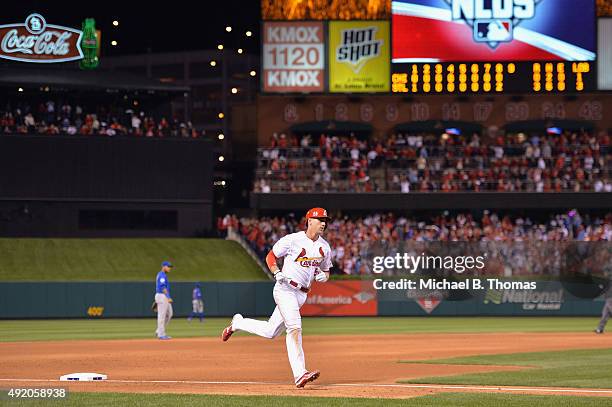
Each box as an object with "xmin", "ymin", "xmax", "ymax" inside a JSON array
[
  {"xmin": 1, "ymin": 317, "xmax": 611, "ymax": 406},
  {"xmin": 1, "ymin": 238, "xmax": 610, "ymax": 405}
]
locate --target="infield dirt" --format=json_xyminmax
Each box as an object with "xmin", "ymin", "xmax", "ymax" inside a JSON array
[{"xmin": 1, "ymin": 333, "xmax": 611, "ymax": 399}]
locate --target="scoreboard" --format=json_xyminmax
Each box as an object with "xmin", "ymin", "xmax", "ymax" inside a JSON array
[
  {"xmin": 392, "ymin": 61, "xmax": 596, "ymax": 94},
  {"xmin": 260, "ymin": 1, "xmax": 599, "ymax": 94},
  {"xmin": 391, "ymin": 0, "xmax": 597, "ymax": 95}
]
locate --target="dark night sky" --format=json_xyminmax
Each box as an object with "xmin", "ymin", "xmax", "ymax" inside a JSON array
[{"xmin": 4, "ymin": 1, "xmax": 262, "ymax": 56}]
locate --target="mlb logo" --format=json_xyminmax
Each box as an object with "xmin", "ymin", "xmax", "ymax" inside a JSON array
[{"xmin": 474, "ymin": 19, "xmax": 513, "ymax": 47}]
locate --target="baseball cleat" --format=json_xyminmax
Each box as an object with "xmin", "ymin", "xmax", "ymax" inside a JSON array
[
  {"xmin": 221, "ymin": 314, "xmax": 243, "ymax": 341},
  {"xmin": 158, "ymin": 335, "xmax": 172, "ymax": 340},
  {"xmin": 595, "ymin": 329, "xmax": 604, "ymax": 334},
  {"xmin": 221, "ymin": 325, "xmax": 233, "ymax": 341},
  {"xmin": 295, "ymin": 370, "xmax": 320, "ymax": 388}
]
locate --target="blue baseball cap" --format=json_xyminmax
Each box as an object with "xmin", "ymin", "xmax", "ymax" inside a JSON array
[{"xmin": 161, "ymin": 261, "xmax": 173, "ymax": 267}]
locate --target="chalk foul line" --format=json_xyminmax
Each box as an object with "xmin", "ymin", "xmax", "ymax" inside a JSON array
[{"xmin": 0, "ymin": 378, "xmax": 611, "ymax": 395}]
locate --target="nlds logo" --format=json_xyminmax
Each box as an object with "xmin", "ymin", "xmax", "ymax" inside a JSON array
[
  {"xmin": 336, "ymin": 27, "xmax": 382, "ymax": 73},
  {"xmin": 446, "ymin": 0, "xmax": 541, "ymax": 48}
]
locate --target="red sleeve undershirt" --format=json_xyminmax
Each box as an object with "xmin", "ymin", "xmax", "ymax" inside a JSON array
[{"xmin": 266, "ymin": 250, "xmax": 278, "ymax": 271}]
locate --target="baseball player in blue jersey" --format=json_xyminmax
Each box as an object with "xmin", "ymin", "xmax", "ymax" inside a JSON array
[
  {"xmin": 155, "ymin": 261, "xmax": 173, "ymax": 340},
  {"xmin": 595, "ymin": 284, "xmax": 612, "ymax": 334},
  {"xmin": 188, "ymin": 282, "xmax": 204, "ymax": 322}
]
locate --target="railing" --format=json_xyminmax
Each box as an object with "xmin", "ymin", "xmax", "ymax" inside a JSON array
[
  {"xmin": 254, "ymin": 145, "xmax": 611, "ymax": 192},
  {"xmin": 226, "ymin": 227, "xmax": 273, "ymax": 280},
  {"xmin": 257, "ymin": 143, "xmax": 610, "ymax": 159}
]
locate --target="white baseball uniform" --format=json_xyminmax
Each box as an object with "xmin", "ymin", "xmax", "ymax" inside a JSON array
[{"xmin": 232, "ymin": 231, "xmax": 332, "ymax": 383}]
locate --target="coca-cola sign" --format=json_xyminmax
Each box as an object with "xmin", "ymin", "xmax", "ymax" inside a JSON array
[{"xmin": 0, "ymin": 13, "xmax": 83, "ymax": 63}]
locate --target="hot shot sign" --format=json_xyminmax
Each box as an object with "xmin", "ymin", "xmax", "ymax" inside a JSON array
[
  {"xmin": 263, "ymin": 21, "xmax": 325, "ymax": 93},
  {"xmin": 328, "ymin": 21, "xmax": 390, "ymax": 93}
]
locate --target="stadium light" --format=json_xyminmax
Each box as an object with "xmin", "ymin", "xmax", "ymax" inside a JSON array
[
  {"xmin": 226, "ymin": 26, "xmax": 232, "ymax": 32},
  {"xmin": 111, "ymin": 40, "xmax": 118, "ymax": 46},
  {"xmin": 112, "ymin": 20, "xmax": 119, "ymax": 27},
  {"xmin": 217, "ymin": 44, "xmax": 224, "ymax": 50},
  {"xmin": 218, "ymin": 112, "xmax": 224, "ymax": 119},
  {"xmin": 210, "ymin": 60, "xmax": 217, "ymax": 67},
  {"xmin": 218, "ymin": 133, "xmax": 225, "ymax": 140},
  {"xmin": 249, "ymin": 70, "xmax": 256, "ymax": 77},
  {"xmin": 18, "ymin": 87, "xmax": 23, "ymax": 92},
  {"xmin": 231, "ymin": 87, "xmax": 238, "ymax": 94},
  {"xmin": 218, "ymin": 155, "xmax": 225, "ymax": 162},
  {"xmin": 237, "ymin": 48, "xmax": 243, "ymax": 54},
  {"xmin": 221, "ymin": 180, "xmax": 226, "ymax": 186},
  {"xmin": 246, "ymin": 30, "xmax": 252, "ymax": 37}
]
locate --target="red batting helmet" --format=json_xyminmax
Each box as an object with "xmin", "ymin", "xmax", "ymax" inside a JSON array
[
  {"xmin": 306, "ymin": 207, "xmax": 330, "ymax": 221},
  {"xmin": 305, "ymin": 208, "xmax": 330, "ymax": 230}
]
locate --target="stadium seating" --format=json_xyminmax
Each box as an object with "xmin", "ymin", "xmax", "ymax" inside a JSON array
[
  {"xmin": 225, "ymin": 210, "xmax": 612, "ymax": 275},
  {"xmin": 254, "ymin": 131, "xmax": 611, "ymax": 193},
  {"xmin": 1, "ymin": 101, "xmax": 201, "ymax": 138}
]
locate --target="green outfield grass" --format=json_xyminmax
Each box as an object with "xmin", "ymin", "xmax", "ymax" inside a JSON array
[
  {"xmin": 5, "ymin": 392, "xmax": 612, "ymax": 407},
  {"xmin": 0, "ymin": 317, "xmax": 600, "ymax": 342},
  {"xmin": 400, "ymin": 349, "xmax": 612, "ymax": 388},
  {"xmin": 0, "ymin": 238, "xmax": 265, "ymax": 281}
]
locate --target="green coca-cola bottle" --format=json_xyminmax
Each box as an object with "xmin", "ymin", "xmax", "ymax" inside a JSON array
[{"xmin": 79, "ymin": 18, "xmax": 99, "ymax": 69}]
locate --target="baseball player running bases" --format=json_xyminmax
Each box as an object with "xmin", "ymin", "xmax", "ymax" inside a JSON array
[{"xmin": 222, "ymin": 208, "xmax": 332, "ymax": 388}]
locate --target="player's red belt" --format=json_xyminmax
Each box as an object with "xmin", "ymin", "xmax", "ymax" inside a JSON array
[{"xmin": 288, "ymin": 279, "xmax": 310, "ymax": 293}]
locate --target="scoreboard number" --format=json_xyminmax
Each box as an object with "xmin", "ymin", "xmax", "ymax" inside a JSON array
[
  {"xmin": 505, "ymin": 102, "xmax": 530, "ymax": 121},
  {"xmin": 411, "ymin": 103, "xmax": 430, "ymax": 121},
  {"xmin": 578, "ymin": 101, "xmax": 603, "ymax": 121},
  {"xmin": 359, "ymin": 104, "xmax": 374, "ymax": 122},
  {"xmin": 385, "ymin": 104, "xmax": 399, "ymax": 122},
  {"xmin": 314, "ymin": 103, "xmax": 324, "ymax": 121},
  {"xmin": 442, "ymin": 103, "xmax": 461, "ymax": 121},
  {"xmin": 283, "ymin": 104, "xmax": 299, "ymax": 122},
  {"xmin": 541, "ymin": 102, "xmax": 566, "ymax": 119},
  {"xmin": 473, "ymin": 102, "xmax": 493, "ymax": 122},
  {"xmin": 392, "ymin": 62, "xmax": 594, "ymax": 94},
  {"xmin": 335, "ymin": 103, "xmax": 349, "ymax": 121}
]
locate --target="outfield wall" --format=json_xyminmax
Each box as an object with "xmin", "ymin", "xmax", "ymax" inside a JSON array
[{"xmin": 0, "ymin": 281, "xmax": 606, "ymax": 319}]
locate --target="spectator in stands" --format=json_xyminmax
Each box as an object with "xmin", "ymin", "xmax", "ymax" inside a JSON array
[
  {"xmin": 231, "ymin": 210, "xmax": 611, "ymax": 275},
  {"xmin": 1, "ymin": 100, "xmax": 202, "ymax": 139},
  {"xmin": 254, "ymin": 130, "xmax": 610, "ymax": 193}
]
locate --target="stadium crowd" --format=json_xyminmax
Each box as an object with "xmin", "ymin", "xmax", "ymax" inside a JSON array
[
  {"xmin": 220, "ymin": 210, "xmax": 612, "ymax": 275},
  {"xmin": 254, "ymin": 131, "xmax": 611, "ymax": 193},
  {"xmin": 1, "ymin": 101, "xmax": 201, "ymax": 138}
]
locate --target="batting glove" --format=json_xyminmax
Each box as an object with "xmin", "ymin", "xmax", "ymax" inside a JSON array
[
  {"xmin": 274, "ymin": 271, "xmax": 287, "ymax": 283},
  {"xmin": 315, "ymin": 270, "xmax": 328, "ymax": 283}
]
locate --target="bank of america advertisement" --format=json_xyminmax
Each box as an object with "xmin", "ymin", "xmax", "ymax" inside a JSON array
[{"xmin": 328, "ymin": 21, "xmax": 390, "ymax": 93}]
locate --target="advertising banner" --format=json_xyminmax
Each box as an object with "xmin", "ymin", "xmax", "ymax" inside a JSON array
[
  {"xmin": 0, "ymin": 13, "xmax": 84, "ymax": 63},
  {"xmin": 598, "ymin": 19, "xmax": 612, "ymax": 90},
  {"xmin": 301, "ymin": 281, "xmax": 378, "ymax": 316},
  {"xmin": 392, "ymin": 0, "xmax": 596, "ymax": 62},
  {"xmin": 262, "ymin": 21, "xmax": 325, "ymax": 93},
  {"xmin": 328, "ymin": 21, "xmax": 390, "ymax": 93}
]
